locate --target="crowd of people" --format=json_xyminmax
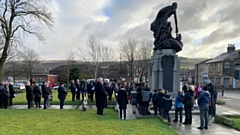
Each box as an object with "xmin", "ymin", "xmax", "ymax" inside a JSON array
[{"xmin": 0, "ymin": 81, "xmax": 15, "ymax": 108}]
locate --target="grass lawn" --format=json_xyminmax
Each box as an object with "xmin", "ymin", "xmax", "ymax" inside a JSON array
[
  {"xmin": 13, "ymin": 91, "xmax": 115, "ymax": 105},
  {"xmin": 0, "ymin": 109, "xmax": 178, "ymax": 135},
  {"xmin": 224, "ymin": 115, "xmax": 240, "ymax": 131}
]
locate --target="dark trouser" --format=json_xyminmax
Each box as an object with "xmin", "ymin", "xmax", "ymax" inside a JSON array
[
  {"xmin": 9, "ymin": 97, "xmax": 13, "ymax": 106},
  {"xmin": 158, "ymin": 107, "xmax": 163, "ymax": 116},
  {"xmin": 43, "ymin": 98, "xmax": 48, "ymax": 109},
  {"xmin": 142, "ymin": 101, "xmax": 149, "ymax": 115},
  {"xmin": 90, "ymin": 91, "xmax": 94, "ymax": 101},
  {"xmin": 184, "ymin": 107, "xmax": 192, "ymax": 124},
  {"xmin": 163, "ymin": 110, "xmax": 171, "ymax": 122},
  {"xmin": 81, "ymin": 92, "xmax": 86, "ymax": 100},
  {"xmin": 72, "ymin": 92, "xmax": 75, "ymax": 101},
  {"xmin": 76, "ymin": 91, "xmax": 80, "ymax": 100},
  {"xmin": 153, "ymin": 105, "xmax": 158, "ymax": 115},
  {"xmin": 211, "ymin": 98, "xmax": 216, "ymax": 117},
  {"xmin": 35, "ymin": 101, "xmax": 40, "ymax": 108},
  {"xmin": 27, "ymin": 100, "xmax": 31, "ymax": 109},
  {"xmin": 60, "ymin": 99, "xmax": 65, "ymax": 109},
  {"xmin": 3, "ymin": 97, "xmax": 8, "ymax": 109},
  {"xmin": 200, "ymin": 106, "xmax": 209, "ymax": 128},
  {"xmin": 174, "ymin": 107, "xmax": 183, "ymax": 122},
  {"xmin": 119, "ymin": 108, "xmax": 126, "ymax": 119},
  {"xmin": 97, "ymin": 107, "xmax": 104, "ymax": 115}
]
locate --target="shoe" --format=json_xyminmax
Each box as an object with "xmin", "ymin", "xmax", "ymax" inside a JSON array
[
  {"xmin": 197, "ymin": 127, "xmax": 203, "ymax": 130},
  {"xmin": 204, "ymin": 127, "xmax": 208, "ymax": 129},
  {"xmin": 173, "ymin": 119, "xmax": 178, "ymax": 122},
  {"xmin": 182, "ymin": 122, "xmax": 188, "ymax": 125}
]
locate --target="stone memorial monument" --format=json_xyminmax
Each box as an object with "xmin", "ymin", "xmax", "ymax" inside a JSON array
[{"xmin": 149, "ymin": 2, "xmax": 183, "ymax": 97}]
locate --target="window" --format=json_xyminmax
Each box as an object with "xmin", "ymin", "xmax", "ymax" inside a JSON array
[
  {"xmin": 224, "ymin": 62, "xmax": 230, "ymax": 69},
  {"xmin": 209, "ymin": 65, "xmax": 212, "ymax": 73},
  {"xmin": 217, "ymin": 63, "xmax": 221, "ymax": 73}
]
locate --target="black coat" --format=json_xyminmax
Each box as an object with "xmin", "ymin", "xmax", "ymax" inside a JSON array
[
  {"xmin": 95, "ymin": 82, "xmax": 108, "ymax": 108},
  {"xmin": 182, "ymin": 85, "xmax": 188, "ymax": 93},
  {"xmin": 206, "ymin": 83, "xmax": 215, "ymax": 97},
  {"xmin": 9, "ymin": 84, "xmax": 15, "ymax": 98},
  {"xmin": 42, "ymin": 85, "xmax": 50, "ymax": 98},
  {"xmin": 80, "ymin": 81, "xmax": 86, "ymax": 92},
  {"xmin": 33, "ymin": 86, "xmax": 41, "ymax": 99},
  {"xmin": 156, "ymin": 92, "xmax": 165, "ymax": 108},
  {"xmin": 58, "ymin": 86, "xmax": 67, "ymax": 100},
  {"xmin": 183, "ymin": 90, "xmax": 194, "ymax": 107},
  {"xmin": 70, "ymin": 82, "xmax": 77, "ymax": 94},
  {"xmin": 26, "ymin": 85, "xmax": 33, "ymax": 101},
  {"xmin": 117, "ymin": 89, "xmax": 128, "ymax": 109}
]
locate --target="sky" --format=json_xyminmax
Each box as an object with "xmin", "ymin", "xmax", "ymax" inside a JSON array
[{"xmin": 24, "ymin": 0, "xmax": 240, "ymax": 60}]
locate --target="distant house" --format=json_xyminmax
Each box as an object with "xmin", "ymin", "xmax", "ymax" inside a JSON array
[
  {"xmin": 33, "ymin": 74, "xmax": 58, "ymax": 85},
  {"xmin": 206, "ymin": 44, "xmax": 240, "ymax": 89},
  {"xmin": 194, "ymin": 59, "xmax": 211, "ymax": 85},
  {"xmin": 188, "ymin": 69, "xmax": 195, "ymax": 84}
]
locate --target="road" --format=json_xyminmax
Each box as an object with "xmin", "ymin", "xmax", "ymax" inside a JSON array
[{"xmin": 217, "ymin": 89, "xmax": 240, "ymax": 111}]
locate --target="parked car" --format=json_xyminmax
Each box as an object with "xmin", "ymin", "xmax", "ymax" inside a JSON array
[
  {"xmin": 53, "ymin": 86, "xmax": 59, "ymax": 90},
  {"xmin": 13, "ymin": 83, "xmax": 25, "ymax": 90}
]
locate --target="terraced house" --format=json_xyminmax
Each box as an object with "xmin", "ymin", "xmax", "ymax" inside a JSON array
[{"xmin": 205, "ymin": 44, "xmax": 240, "ymax": 89}]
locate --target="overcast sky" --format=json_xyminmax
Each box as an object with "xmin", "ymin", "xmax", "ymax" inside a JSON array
[{"xmin": 24, "ymin": 0, "xmax": 240, "ymax": 60}]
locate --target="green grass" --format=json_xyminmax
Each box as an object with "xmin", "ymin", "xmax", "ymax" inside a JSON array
[
  {"xmin": 0, "ymin": 109, "xmax": 177, "ymax": 135},
  {"xmin": 224, "ymin": 115, "xmax": 240, "ymax": 131},
  {"xmin": 13, "ymin": 91, "xmax": 115, "ymax": 105}
]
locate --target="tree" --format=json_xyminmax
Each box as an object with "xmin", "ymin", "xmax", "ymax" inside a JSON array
[
  {"xmin": 100, "ymin": 46, "xmax": 115, "ymax": 78},
  {"xmin": 79, "ymin": 36, "xmax": 114, "ymax": 79},
  {"xmin": 119, "ymin": 37, "xmax": 139, "ymax": 82},
  {"xmin": 0, "ymin": 0, "xmax": 53, "ymax": 81},
  {"xmin": 135, "ymin": 39, "xmax": 153, "ymax": 83},
  {"xmin": 19, "ymin": 48, "xmax": 40, "ymax": 80},
  {"xmin": 69, "ymin": 67, "xmax": 81, "ymax": 81},
  {"xmin": 63, "ymin": 50, "xmax": 75, "ymax": 88}
]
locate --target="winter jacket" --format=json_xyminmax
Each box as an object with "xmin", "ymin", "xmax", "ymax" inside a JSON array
[
  {"xmin": 162, "ymin": 94, "xmax": 172, "ymax": 111},
  {"xmin": 26, "ymin": 85, "xmax": 34, "ymax": 101},
  {"xmin": 117, "ymin": 89, "xmax": 128, "ymax": 109},
  {"xmin": 130, "ymin": 91, "xmax": 137, "ymax": 105},
  {"xmin": 33, "ymin": 86, "xmax": 42, "ymax": 99},
  {"xmin": 142, "ymin": 88, "xmax": 150, "ymax": 102},
  {"xmin": 58, "ymin": 86, "xmax": 67, "ymax": 100},
  {"xmin": 206, "ymin": 83, "xmax": 214, "ymax": 97},
  {"xmin": 42, "ymin": 85, "xmax": 50, "ymax": 98},
  {"xmin": 152, "ymin": 92, "xmax": 158, "ymax": 106},
  {"xmin": 156, "ymin": 92, "xmax": 165, "ymax": 108},
  {"xmin": 198, "ymin": 91, "xmax": 210, "ymax": 107},
  {"xmin": 9, "ymin": 84, "xmax": 15, "ymax": 98},
  {"xmin": 174, "ymin": 93, "xmax": 184, "ymax": 108},
  {"xmin": 183, "ymin": 90, "xmax": 194, "ymax": 108}
]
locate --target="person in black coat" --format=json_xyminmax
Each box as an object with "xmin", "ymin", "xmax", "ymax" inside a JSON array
[
  {"xmin": 89, "ymin": 81, "xmax": 95, "ymax": 102},
  {"xmin": 95, "ymin": 78, "xmax": 108, "ymax": 115},
  {"xmin": 182, "ymin": 82, "xmax": 188, "ymax": 94},
  {"xmin": 183, "ymin": 85, "xmax": 194, "ymax": 125},
  {"xmin": 25, "ymin": 81, "xmax": 34, "ymax": 109},
  {"xmin": 152, "ymin": 90, "xmax": 158, "ymax": 115},
  {"xmin": 8, "ymin": 82, "xmax": 15, "ymax": 106},
  {"xmin": 33, "ymin": 82, "xmax": 42, "ymax": 109},
  {"xmin": 1, "ymin": 82, "xmax": 9, "ymax": 109},
  {"xmin": 0, "ymin": 84, "xmax": 3, "ymax": 108},
  {"xmin": 80, "ymin": 79, "xmax": 86, "ymax": 100},
  {"xmin": 156, "ymin": 88, "xmax": 165, "ymax": 116},
  {"xmin": 162, "ymin": 90, "xmax": 172, "ymax": 123},
  {"xmin": 117, "ymin": 86, "xmax": 128, "ymax": 120},
  {"xmin": 70, "ymin": 80, "xmax": 77, "ymax": 101},
  {"xmin": 58, "ymin": 82, "xmax": 68, "ymax": 109},
  {"xmin": 42, "ymin": 82, "xmax": 50, "ymax": 109},
  {"xmin": 136, "ymin": 86, "xmax": 143, "ymax": 115}
]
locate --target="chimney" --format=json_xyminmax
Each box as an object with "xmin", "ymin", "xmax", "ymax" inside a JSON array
[{"xmin": 227, "ymin": 44, "xmax": 235, "ymax": 53}]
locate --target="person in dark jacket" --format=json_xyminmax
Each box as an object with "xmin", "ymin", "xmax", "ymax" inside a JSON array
[
  {"xmin": 197, "ymin": 86, "xmax": 210, "ymax": 130},
  {"xmin": 141, "ymin": 84, "xmax": 151, "ymax": 116},
  {"xmin": 70, "ymin": 80, "xmax": 77, "ymax": 101},
  {"xmin": 156, "ymin": 88, "xmax": 165, "ymax": 116},
  {"xmin": 80, "ymin": 79, "xmax": 86, "ymax": 100},
  {"xmin": 162, "ymin": 90, "xmax": 172, "ymax": 124},
  {"xmin": 33, "ymin": 82, "xmax": 42, "ymax": 109},
  {"xmin": 130, "ymin": 87, "xmax": 137, "ymax": 114},
  {"xmin": 136, "ymin": 86, "xmax": 143, "ymax": 115},
  {"xmin": 205, "ymin": 79, "xmax": 216, "ymax": 117},
  {"xmin": 58, "ymin": 82, "xmax": 68, "ymax": 109},
  {"xmin": 105, "ymin": 83, "xmax": 111, "ymax": 101},
  {"xmin": 173, "ymin": 90, "xmax": 184, "ymax": 123},
  {"xmin": 117, "ymin": 86, "xmax": 128, "ymax": 120},
  {"xmin": 42, "ymin": 82, "xmax": 50, "ymax": 109},
  {"xmin": 9, "ymin": 82, "xmax": 15, "ymax": 106},
  {"xmin": 0, "ymin": 83, "xmax": 3, "ymax": 108},
  {"xmin": 182, "ymin": 82, "xmax": 188, "ymax": 94},
  {"xmin": 2, "ymin": 82, "xmax": 9, "ymax": 109},
  {"xmin": 152, "ymin": 90, "xmax": 158, "ymax": 115},
  {"xmin": 108, "ymin": 82, "xmax": 114, "ymax": 101},
  {"xmin": 95, "ymin": 78, "xmax": 108, "ymax": 115},
  {"xmin": 182, "ymin": 85, "xmax": 194, "ymax": 125},
  {"xmin": 89, "ymin": 81, "xmax": 95, "ymax": 102},
  {"xmin": 26, "ymin": 81, "xmax": 34, "ymax": 109}
]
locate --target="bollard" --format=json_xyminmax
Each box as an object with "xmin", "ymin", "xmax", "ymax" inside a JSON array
[{"xmin": 222, "ymin": 89, "xmax": 224, "ymax": 97}]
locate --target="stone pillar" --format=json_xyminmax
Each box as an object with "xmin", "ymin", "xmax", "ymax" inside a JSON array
[{"xmin": 151, "ymin": 49, "xmax": 180, "ymax": 98}]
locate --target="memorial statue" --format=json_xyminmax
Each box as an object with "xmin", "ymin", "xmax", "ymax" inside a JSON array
[{"xmin": 150, "ymin": 2, "xmax": 183, "ymax": 53}]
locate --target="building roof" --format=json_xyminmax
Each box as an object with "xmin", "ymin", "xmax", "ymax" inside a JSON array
[
  {"xmin": 195, "ymin": 58, "xmax": 212, "ymax": 65},
  {"xmin": 206, "ymin": 49, "xmax": 240, "ymax": 63}
]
